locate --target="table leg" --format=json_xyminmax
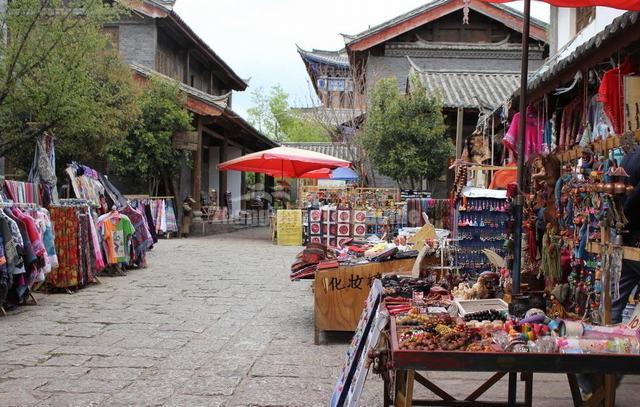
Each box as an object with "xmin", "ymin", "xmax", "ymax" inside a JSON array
[
  {"xmin": 603, "ymin": 374, "xmax": 616, "ymax": 407},
  {"xmin": 566, "ymin": 374, "xmax": 583, "ymax": 407},
  {"xmin": 394, "ymin": 370, "xmax": 415, "ymax": 407},
  {"xmin": 522, "ymin": 372, "xmax": 533, "ymax": 407},
  {"xmin": 507, "ymin": 372, "xmax": 517, "ymax": 407}
]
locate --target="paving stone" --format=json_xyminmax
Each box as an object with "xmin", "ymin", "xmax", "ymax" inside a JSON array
[
  {"xmin": 84, "ymin": 367, "xmax": 145, "ymax": 381},
  {"xmin": 165, "ymin": 394, "xmax": 226, "ymax": 407},
  {"xmin": 105, "ymin": 381, "xmax": 174, "ymax": 405},
  {"xmin": 86, "ymin": 355, "xmax": 156, "ymax": 368},
  {"xmin": 43, "ymin": 354, "xmax": 91, "ymax": 367},
  {"xmin": 41, "ymin": 379, "xmax": 131, "ymax": 394},
  {"xmin": 38, "ymin": 392, "xmax": 108, "ymax": 407},
  {"xmin": 178, "ymin": 375, "xmax": 241, "ymax": 396},
  {"xmin": 5, "ymin": 366, "xmax": 89, "ymax": 379},
  {"xmin": 0, "ymin": 378, "xmax": 48, "ymax": 392},
  {"xmin": 51, "ymin": 345, "xmax": 121, "ymax": 357},
  {"xmin": 0, "ymin": 390, "xmax": 48, "ymax": 407}
]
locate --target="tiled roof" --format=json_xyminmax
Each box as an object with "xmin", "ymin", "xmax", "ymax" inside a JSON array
[
  {"xmin": 297, "ymin": 47, "xmax": 349, "ymax": 69},
  {"xmin": 281, "ymin": 142, "xmax": 361, "ymax": 163},
  {"xmin": 131, "ymin": 63, "xmax": 230, "ymax": 109},
  {"xmin": 293, "ymin": 107, "xmax": 365, "ymax": 127},
  {"xmin": 525, "ymin": 11, "xmax": 639, "ymax": 96},
  {"xmin": 131, "ymin": 63, "xmax": 277, "ymax": 149},
  {"xmin": 344, "ymin": 0, "xmax": 548, "ymax": 47},
  {"xmin": 410, "ymin": 63, "xmax": 520, "ymax": 110}
]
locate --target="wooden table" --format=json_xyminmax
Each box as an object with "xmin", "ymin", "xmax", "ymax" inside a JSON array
[
  {"xmin": 313, "ymin": 258, "xmax": 415, "ymax": 344},
  {"xmin": 388, "ymin": 318, "xmax": 640, "ymax": 407}
]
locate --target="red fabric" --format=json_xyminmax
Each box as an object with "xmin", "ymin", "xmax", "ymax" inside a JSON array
[
  {"xmin": 481, "ymin": 0, "xmax": 640, "ymax": 11},
  {"xmin": 598, "ymin": 59, "xmax": 634, "ymax": 135}
]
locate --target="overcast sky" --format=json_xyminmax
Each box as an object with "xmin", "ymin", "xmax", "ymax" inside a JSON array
[{"xmin": 174, "ymin": 1, "xmax": 550, "ymax": 119}]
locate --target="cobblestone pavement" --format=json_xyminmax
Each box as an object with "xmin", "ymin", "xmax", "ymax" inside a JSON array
[{"xmin": 1, "ymin": 228, "xmax": 639, "ymax": 406}]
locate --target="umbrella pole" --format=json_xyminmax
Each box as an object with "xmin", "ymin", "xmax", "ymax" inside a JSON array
[{"xmin": 511, "ymin": 0, "xmax": 531, "ymax": 296}]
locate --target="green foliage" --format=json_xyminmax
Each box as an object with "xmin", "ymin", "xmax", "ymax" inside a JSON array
[
  {"xmin": 0, "ymin": 0, "xmax": 138, "ymax": 171},
  {"xmin": 247, "ymin": 85, "xmax": 328, "ymax": 142},
  {"xmin": 360, "ymin": 76, "xmax": 453, "ymax": 187},
  {"xmin": 107, "ymin": 78, "xmax": 193, "ymax": 193}
]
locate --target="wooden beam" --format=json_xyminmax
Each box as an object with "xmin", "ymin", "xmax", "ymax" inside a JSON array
[
  {"xmin": 456, "ymin": 107, "xmax": 464, "ymax": 158},
  {"xmin": 219, "ymin": 137, "xmax": 228, "ymax": 207},
  {"xmin": 193, "ymin": 116, "xmax": 204, "ymax": 210}
]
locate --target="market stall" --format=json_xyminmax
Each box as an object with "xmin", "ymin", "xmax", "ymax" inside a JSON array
[{"xmin": 331, "ymin": 8, "xmax": 640, "ymax": 406}]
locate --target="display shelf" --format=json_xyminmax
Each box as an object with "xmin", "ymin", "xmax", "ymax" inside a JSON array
[{"xmin": 556, "ymin": 130, "xmax": 640, "ymax": 162}]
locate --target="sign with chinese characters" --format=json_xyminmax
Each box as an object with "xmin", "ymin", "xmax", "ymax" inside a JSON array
[{"xmin": 277, "ymin": 209, "xmax": 302, "ymax": 246}]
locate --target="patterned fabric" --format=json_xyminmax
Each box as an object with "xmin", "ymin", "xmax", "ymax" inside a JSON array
[
  {"xmin": 48, "ymin": 207, "xmax": 80, "ymax": 288},
  {"xmin": 0, "ymin": 233, "xmax": 8, "ymax": 306},
  {"xmin": 121, "ymin": 206, "xmax": 153, "ymax": 264},
  {"xmin": 165, "ymin": 199, "xmax": 178, "ymax": 233},
  {"xmin": 3, "ymin": 180, "xmax": 42, "ymax": 206}
]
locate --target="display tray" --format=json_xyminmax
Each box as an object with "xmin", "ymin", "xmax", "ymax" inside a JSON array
[
  {"xmin": 389, "ymin": 318, "xmax": 640, "ymax": 374},
  {"xmin": 453, "ymin": 298, "xmax": 509, "ymax": 316}
]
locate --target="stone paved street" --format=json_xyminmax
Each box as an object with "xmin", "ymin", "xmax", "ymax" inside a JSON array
[{"xmin": 1, "ymin": 228, "xmax": 640, "ymax": 406}]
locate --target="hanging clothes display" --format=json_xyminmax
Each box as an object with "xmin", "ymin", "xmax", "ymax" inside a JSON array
[
  {"xmin": 3, "ymin": 180, "xmax": 43, "ymax": 206},
  {"xmin": 48, "ymin": 202, "xmax": 103, "ymax": 289},
  {"xmin": 0, "ymin": 203, "xmax": 55, "ymax": 308},
  {"xmin": 503, "ymin": 108, "xmax": 544, "ymax": 161},
  {"xmin": 598, "ymin": 58, "xmax": 635, "ymax": 135}
]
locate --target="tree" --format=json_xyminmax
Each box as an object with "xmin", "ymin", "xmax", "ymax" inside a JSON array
[
  {"xmin": 359, "ymin": 75, "xmax": 453, "ymax": 188},
  {"xmin": 107, "ymin": 78, "xmax": 193, "ymax": 196},
  {"xmin": 0, "ymin": 0, "xmax": 138, "ymax": 173},
  {"xmin": 247, "ymin": 85, "xmax": 328, "ymax": 142}
]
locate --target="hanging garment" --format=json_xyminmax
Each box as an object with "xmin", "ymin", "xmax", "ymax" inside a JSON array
[
  {"xmin": 588, "ymin": 94, "xmax": 613, "ymax": 140},
  {"xmin": 0, "ymin": 233, "xmax": 8, "ymax": 306},
  {"xmin": 28, "ymin": 135, "xmax": 59, "ymax": 204},
  {"xmin": 121, "ymin": 206, "xmax": 153, "ymax": 265},
  {"xmin": 599, "ymin": 59, "xmax": 634, "ymax": 135},
  {"xmin": 503, "ymin": 110, "xmax": 543, "ymax": 161},
  {"xmin": 165, "ymin": 199, "xmax": 178, "ymax": 233},
  {"xmin": 144, "ymin": 203, "xmax": 158, "ymax": 244},
  {"xmin": 87, "ymin": 211, "xmax": 105, "ymax": 272},
  {"xmin": 48, "ymin": 207, "xmax": 80, "ymax": 288},
  {"xmin": 97, "ymin": 212, "xmax": 135, "ymax": 265}
]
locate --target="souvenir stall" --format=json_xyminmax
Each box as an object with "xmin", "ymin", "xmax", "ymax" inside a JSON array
[
  {"xmin": 331, "ymin": 10, "xmax": 640, "ymax": 407},
  {"xmin": 293, "ymin": 219, "xmax": 456, "ymax": 344},
  {"xmin": 301, "ymin": 187, "xmax": 406, "ymax": 245}
]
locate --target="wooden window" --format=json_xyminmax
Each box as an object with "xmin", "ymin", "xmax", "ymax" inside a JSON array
[{"xmin": 576, "ymin": 7, "xmax": 595, "ymax": 32}]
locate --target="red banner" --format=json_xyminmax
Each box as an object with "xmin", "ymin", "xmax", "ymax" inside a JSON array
[{"xmin": 481, "ymin": 0, "xmax": 640, "ymax": 11}]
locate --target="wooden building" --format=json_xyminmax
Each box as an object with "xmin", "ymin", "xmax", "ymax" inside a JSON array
[
  {"xmin": 299, "ymin": 0, "xmax": 549, "ymax": 160},
  {"xmin": 111, "ymin": 0, "xmax": 277, "ymax": 218}
]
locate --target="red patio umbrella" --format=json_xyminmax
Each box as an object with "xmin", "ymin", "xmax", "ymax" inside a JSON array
[{"xmin": 217, "ymin": 146, "xmax": 351, "ymax": 178}]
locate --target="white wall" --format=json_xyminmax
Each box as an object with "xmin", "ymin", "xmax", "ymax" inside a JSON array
[
  {"xmin": 226, "ymin": 146, "xmax": 243, "ymax": 217},
  {"xmin": 554, "ymin": 7, "xmax": 626, "ymax": 54}
]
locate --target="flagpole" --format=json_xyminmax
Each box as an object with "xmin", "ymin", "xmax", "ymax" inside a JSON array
[{"xmin": 511, "ymin": 0, "xmax": 531, "ymax": 296}]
